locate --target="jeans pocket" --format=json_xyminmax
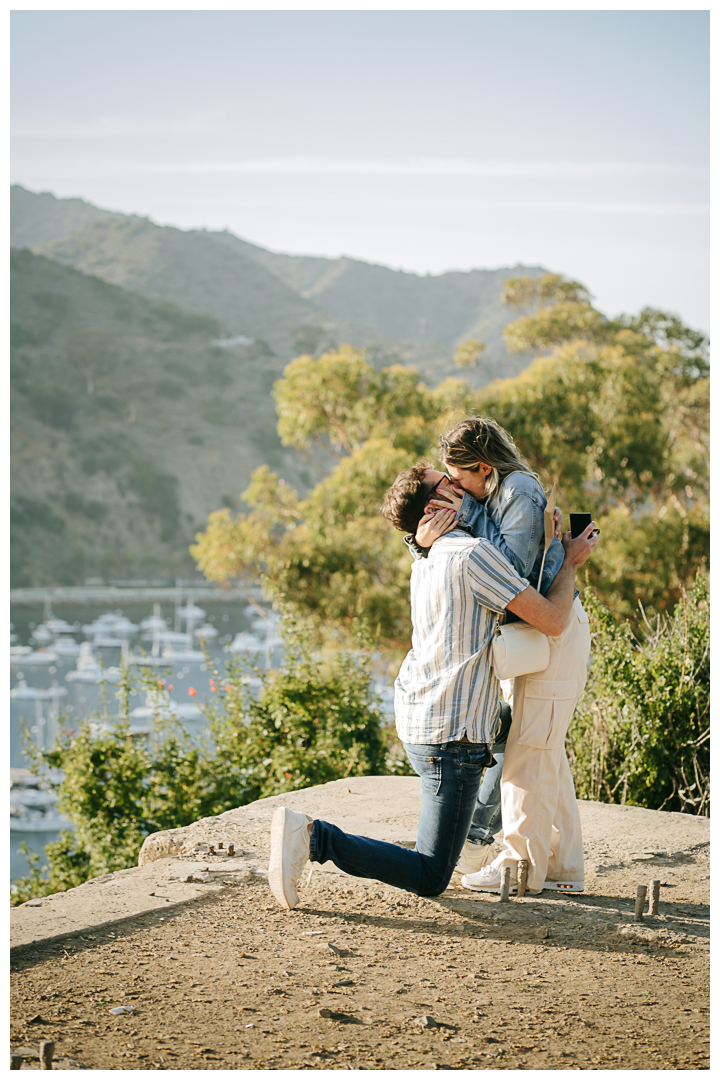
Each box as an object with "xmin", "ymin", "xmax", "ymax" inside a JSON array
[
  {"xmin": 517, "ymin": 678, "xmax": 578, "ymax": 750},
  {"xmin": 406, "ymin": 751, "xmax": 443, "ymax": 796}
]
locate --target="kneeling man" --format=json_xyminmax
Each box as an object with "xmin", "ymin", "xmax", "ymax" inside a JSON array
[{"xmin": 268, "ymin": 463, "xmax": 598, "ymax": 908}]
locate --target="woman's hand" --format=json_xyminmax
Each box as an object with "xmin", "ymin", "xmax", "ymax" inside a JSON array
[
  {"xmin": 416, "ymin": 507, "xmax": 458, "ymax": 549},
  {"xmin": 553, "ymin": 507, "xmax": 563, "ymax": 539},
  {"xmin": 427, "ymin": 488, "xmax": 463, "ymax": 513}
]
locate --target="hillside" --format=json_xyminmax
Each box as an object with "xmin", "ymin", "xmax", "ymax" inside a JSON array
[
  {"xmin": 31, "ymin": 218, "xmax": 317, "ymax": 359},
  {"xmin": 12, "ymin": 185, "xmax": 543, "ymax": 384},
  {"xmin": 10, "ymin": 250, "xmax": 326, "ymax": 587},
  {"xmin": 210, "ymin": 228, "xmax": 544, "ymax": 360},
  {"xmin": 10, "ymin": 184, "xmax": 121, "ymax": 249},
  {"xmin": 10, "ymin": 184, "xmax": 546, "ymax": 586}
]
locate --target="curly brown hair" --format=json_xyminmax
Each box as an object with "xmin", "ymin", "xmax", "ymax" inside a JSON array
[{"xmin": 381, "ymin": 460, "xmax": 435, "ymax": 534}]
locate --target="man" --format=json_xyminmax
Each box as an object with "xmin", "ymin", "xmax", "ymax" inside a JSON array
[{"xmin": 267, "ymin": 462, "xmax": 599, "ymax": 909}]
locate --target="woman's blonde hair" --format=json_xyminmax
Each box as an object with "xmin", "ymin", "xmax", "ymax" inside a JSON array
[{"xmin": 438, "ymin": 416, "xmax": 538, "ymax": 499}]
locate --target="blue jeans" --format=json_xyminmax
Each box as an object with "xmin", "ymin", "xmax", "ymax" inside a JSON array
[
  {"xmin": 466, "ymin": 700, "xmax": 511, "ymax": 846},
  {"xmin": 309, "ymin": 740, "xmax": 494, "ymax": 897}
]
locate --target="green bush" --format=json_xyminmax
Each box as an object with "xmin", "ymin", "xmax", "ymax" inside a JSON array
[
  {"xmin": 11, "ymin": 617, "xmax": 406, "ymax": 904},
  {"xmin": 568, "ymin": 574, "xmax": 709, "ymax": 815},
  {"xmin": 205, "ymin": 617, "xmax": 395, "ymax": 802}
]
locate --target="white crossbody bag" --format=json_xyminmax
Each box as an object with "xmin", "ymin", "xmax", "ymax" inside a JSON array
[{"xmin": 491, "ymin": 619, "xmax": 549, "ymax": 680}]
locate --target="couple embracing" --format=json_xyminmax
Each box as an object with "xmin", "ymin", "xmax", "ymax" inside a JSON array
[{"xmin": 268, "ymin": 416, "xmax": 599, "ymax": 909}]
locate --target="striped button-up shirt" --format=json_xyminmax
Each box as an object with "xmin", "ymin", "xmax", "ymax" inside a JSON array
[{"xmin": 394, "ymin": 530, "xmax": 529, "ymax": 746}]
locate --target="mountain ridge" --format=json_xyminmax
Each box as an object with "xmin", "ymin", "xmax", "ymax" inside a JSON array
[{"xmin": 12, "ymin": 184, "xmax": 544, "ymax": 379}]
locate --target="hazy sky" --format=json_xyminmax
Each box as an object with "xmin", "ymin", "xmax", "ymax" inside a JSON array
[{"xmin": 11, "ymin": 9, "xmax": 709, "ymax": 330}]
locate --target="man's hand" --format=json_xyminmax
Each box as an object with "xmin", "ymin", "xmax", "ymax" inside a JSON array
[
  {"xmin": 416, "ymin": 507, "xmax": 457, "ymax": 548},
  {"xmin": 553, "ymin": 507, "xmax": 563, "ymax": 539},
  {"xmin": 561, "ymin": 522, "xmax": 600, "ymax": 568}
]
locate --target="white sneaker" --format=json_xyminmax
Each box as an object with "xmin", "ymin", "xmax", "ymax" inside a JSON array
[
  {"xmin": 454, "ymin": 840, "xmax": 500, "ymax": 876},
  {"xmin": 268, "ymin": 806, "xmax": 313, "ymax": 910},
  {"xmin": 461, "ymin": 862, "xmax": 518, "ymax": 894}
]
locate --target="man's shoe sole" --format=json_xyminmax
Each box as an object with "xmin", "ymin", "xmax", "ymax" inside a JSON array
[
  {"xmin": 543, "ymin": 880, "xmax": 584, "ymax": 892},
  {"xmin": 268, "ymin": 807, "xmax": 299, "ymax": 909}
]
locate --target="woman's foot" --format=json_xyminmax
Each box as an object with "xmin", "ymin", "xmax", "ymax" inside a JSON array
[{"xmin": 454, "ymin": 840, "xmax": 501, "ymax": 876}]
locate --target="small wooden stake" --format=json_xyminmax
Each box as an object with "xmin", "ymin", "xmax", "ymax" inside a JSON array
[
  {"xmin": 635, "ymin": 885, "xmax": 647, "ymax": 922},
  {"xmin": 499, "ymin": 866, "xmax": 511, "ymax": 902},
  {"xmin": 650, "ymin": 879, "xmax": 661, "ymax": 916},
  {"xmin": 517, "ymin": 860, "xmax": 529, "ymax": 899},
  {"xmin": 10, "ymin": 1054, "xmax": 22, "ymax": 1070},
  {"xmin": 40, "ymin": 1041, "xmax": 55, "ymax": 1070}
]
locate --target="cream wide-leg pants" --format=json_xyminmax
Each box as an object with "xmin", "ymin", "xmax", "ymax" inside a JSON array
[{"xmin": 497, "ymin": 597, "xmax": 591, "ymax": 893}]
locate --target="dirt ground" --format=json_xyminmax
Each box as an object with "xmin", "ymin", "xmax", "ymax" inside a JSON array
[{"xmin": 10, "ymin": 841, "xmax": 710, "ymax": 1072}]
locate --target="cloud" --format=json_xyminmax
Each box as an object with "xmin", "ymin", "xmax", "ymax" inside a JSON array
[
  {"xmin": 74, "ymin": 157, "xmax": 705, "ymax": 179},
  {"xmin": 12, "ymin": 114, "xmax": 221, "ymax": 139}
]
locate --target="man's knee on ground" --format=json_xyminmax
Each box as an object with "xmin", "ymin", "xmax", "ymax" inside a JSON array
[{"xmin": 414, "ymin": 871, "xmax": 454, "ymax": 898}]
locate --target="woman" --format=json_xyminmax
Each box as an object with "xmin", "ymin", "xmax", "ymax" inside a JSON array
[{"xmin": 413, "ymin": 416, "xmax": 590, "ymax": 895}]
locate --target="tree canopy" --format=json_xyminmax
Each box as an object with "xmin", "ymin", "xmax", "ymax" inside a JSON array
[{"xmin": 191, "ymin": 274, "xmax": 708, "ymax": 663}]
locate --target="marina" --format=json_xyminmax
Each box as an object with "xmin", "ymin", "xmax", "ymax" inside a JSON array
[
  {"xmin": 10, "ymin": 583, "xmax": 395, "ymax": 887},
  {"xmin": 9, "ymin": 582, "xmax": 282, "ymax": 886}
]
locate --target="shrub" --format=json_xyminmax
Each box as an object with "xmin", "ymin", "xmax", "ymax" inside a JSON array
[{"xmin": 568, "ymin": 574, "xmax": 709, "ymax": 815}]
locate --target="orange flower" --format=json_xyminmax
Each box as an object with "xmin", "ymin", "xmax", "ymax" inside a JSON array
[
  {"xmin": 188, "ymin": 687, "xmax": 197, "ymax": 697},
  {"xmin": 284, "ymin": 772, "xmax": 292, "ymax": 780},
  {"xmin": 168, "ymin": 684, "xmax": 173, "ymax": 691},
  {"xmin": 157, "ymin": 678, "xmax": 166, "ymax": 687}
]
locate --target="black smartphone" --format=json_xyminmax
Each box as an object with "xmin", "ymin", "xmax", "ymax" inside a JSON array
[{"xmin": 570, "ymin": 513, "xmax": 593, "ymax": 539}]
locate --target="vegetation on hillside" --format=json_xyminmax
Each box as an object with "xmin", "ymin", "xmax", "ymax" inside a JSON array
[
  {"xmin": 192, "ymin": 275, "xmax": 709, "ymax": 657},
  {"xmin": 10, "ymin": 250, "xmax": 309, "ymax": 586}
]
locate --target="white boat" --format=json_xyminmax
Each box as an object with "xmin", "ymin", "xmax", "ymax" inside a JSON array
[
  {"xmin": 10, "ymin": 649, "xmax": 58, "ymax": 666},
  {"xmin": 147, "ymin": 630, "xmax": 192, "ymax": 647},
  {"xmin": 10, "ymin": 685, "xmax": 68, "ymax": 702},
  {"xmin": 160, "ymin": 647, "xmax": 206, "ymax": 662},
  {"xmin": 127, "ymin": 653, "xmax": 170, "ymax": 669},
  {"xmin": 65, "ymin": 643, "xmax": 121, "ymax": 684},
  {"xmin": 225, "ymin": 632, "xmax": 264, "ymax": 654},
  {"xmin": 83, "ymin": 613, "xmax": 138, "ymax": 639},
  {"xmin": 10, "ymin": 781, "xmax": 70, "ymax": 832},
  {"xmin": 10, "ymin": 805, "xmax": 72, "ymax": 832},
  {"xmin": 89, "ymin": 635, "xmax": 125, "ymax": 649},
  {"xmin": 130, "ymin": 689, "xmax": 203, "ymax": 725},
  {"xmin": 52, "ymin": 635, "xmax": 82, "ymax": 657},
  {"xmin": 10, "ymin": 645, "xmax": 33, "ymax": 657},
  {"xmin": 45, "ymin": 618, "xmax": 80, "ymax": 635},
  {"xmin": 177, "ymin": 603, "xmax": 206, "ymax": 622}
]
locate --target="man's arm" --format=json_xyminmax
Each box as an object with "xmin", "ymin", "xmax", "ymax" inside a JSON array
[{"xmin": 506, "ymin": 523, "xmax": 599, "ymax": 635}]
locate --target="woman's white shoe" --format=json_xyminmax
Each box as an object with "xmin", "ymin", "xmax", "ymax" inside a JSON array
[
  {"xmin": 454, "ymin": 840, "xmax": 501, "ymax": 876},
  {"xmin": 461, "ymin": 862, "xmax": 518, "ymax": 894}
]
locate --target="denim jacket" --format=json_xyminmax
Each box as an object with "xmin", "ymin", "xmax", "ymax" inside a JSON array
[{"xmin": 405, "ymin": 470, "xmax": 567, "ymax": 600}]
